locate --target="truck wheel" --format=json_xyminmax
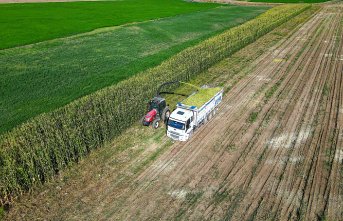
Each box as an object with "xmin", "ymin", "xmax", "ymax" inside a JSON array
[
  {"xmin": 162, "ymin": 107, "xmax": 170, "ymax": 123},
  {"xmin": 152, "ymin": 119, "xmax": 159, "ymax": 129},
  {"xmin": 189, "ymin": 130, "xmax": 193, "ymax": 139},
  {"xmin": 207, "ymin": 113, "xmax": 212, "ymax": 121}
]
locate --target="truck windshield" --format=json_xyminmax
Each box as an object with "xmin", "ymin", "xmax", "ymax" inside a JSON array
[{"xmin": 168, "ymin": 119, "xmax": 185, "ymax": 130}]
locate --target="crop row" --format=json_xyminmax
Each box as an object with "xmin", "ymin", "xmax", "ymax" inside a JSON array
[{"xmin": 0, "ymin": 4, "xmax": 310, "ymax": 206}]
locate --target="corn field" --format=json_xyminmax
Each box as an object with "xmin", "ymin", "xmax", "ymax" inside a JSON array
[{"xmin": 0, "ymin": 4, "xmax": 310, "ymax": 206}]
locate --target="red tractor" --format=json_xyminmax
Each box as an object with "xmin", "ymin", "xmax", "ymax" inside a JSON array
[
  {"xmin": 142, "ymin": 81, "xmax": 190, "ymax": 129},
  {"xmin": 142, "ymin": 96, "xmax": 170, "ymax": 129}
]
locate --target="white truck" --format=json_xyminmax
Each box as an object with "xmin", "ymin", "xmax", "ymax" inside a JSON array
[{"xmin": 167, "ymin": 87, "xmax": 223, "ymax": 141}]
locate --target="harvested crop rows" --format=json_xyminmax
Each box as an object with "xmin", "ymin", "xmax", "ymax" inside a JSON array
[{"xmin": 100, "ymin": 4, "xmax": 342, "ymax": 220}]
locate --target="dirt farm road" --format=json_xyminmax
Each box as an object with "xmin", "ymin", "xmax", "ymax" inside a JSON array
[{"xmin": 5, "ymin": 3, "xmax": 343, "ymax": 221}]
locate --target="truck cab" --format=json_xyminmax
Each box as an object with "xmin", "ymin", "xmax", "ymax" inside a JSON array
[
  {"xmin": 166, "ymin": 87, "xmax": 223, "ymax": 141},
  {"xmin": 167, "ymin": 108, "xmax": 194, "ymax": 141}
]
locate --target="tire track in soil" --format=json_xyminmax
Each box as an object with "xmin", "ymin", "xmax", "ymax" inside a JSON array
[
  {"xmin": 199, "ymin": 11, "xmax": 332, "ymax": 220},
  {"xmin": 325, "ymin": 26, "xmax": 343, "ymax": 217},
  {"xmin": 239, "ymin": 6, "xmax": 342, "ymax": 220},
  {"xmin": 235, "ymin": 8, "xmax": 343, "ymax": 221},
  {"xmin": 277, "ymin": 20, "xmax": 341, "ymax": 221},
  {"xmin": 211, "ymin": 7, "xmax": 340, "ymax": 220},
  {"xmin": 299, "ymin": 7, "xmax": 343, "ymax": 220},
  {"xmin": 98, "ymin": 4, "xmax": 343, "ymax": 221}
]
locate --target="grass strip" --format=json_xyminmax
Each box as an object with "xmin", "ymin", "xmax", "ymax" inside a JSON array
[{"xmin": 0, "ymin": 0, "xmax": 219, "ymax": 49}]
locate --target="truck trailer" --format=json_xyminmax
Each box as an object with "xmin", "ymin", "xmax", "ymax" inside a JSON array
[{"xmin": 167, "ymin": 87, "xmax": 223, "ymax": 141}]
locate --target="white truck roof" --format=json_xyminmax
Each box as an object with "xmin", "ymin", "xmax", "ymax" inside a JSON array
[{"xmin": 169, "ymin": 108, "xmax": 193, "ymax": 122}]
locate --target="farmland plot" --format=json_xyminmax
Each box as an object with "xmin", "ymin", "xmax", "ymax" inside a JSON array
[
  {"xmin": 0, "ymin": 0, "xmax": 219, "ymax": 49},
  {"xmin": 5, "ymin": 3, "xmax": 342, "ymax": 221}
]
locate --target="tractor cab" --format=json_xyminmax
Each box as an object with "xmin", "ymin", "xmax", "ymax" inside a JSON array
[
  {"xmin": 142, "ymin": 96, "xmax": 170, "ymax": 129},
  {"xmin": 148, "ymin": 97, "xmax": 166, "ymax": 116}
]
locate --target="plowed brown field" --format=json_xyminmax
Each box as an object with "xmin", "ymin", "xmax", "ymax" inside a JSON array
[{"xmin": 5, "ymin": 3, "xmax": 343, "ymax": 221}]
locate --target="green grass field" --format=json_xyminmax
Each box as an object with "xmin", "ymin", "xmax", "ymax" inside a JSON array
[
  {"xmin": 249, "ymin": 0, "xmax": 328, "ymax": 3},
  {"xmin": 0, "ymin": 5, "xmax": 268, "ymax": 134},
  {"xmin": 0, "ymin": 0, "xmax": 219, "ymax": 49}
]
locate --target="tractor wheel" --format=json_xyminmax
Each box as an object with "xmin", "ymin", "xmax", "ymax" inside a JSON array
[
  {"xmin": 152, "ymin": 119, "xmax": 160, "ymax": 129},
  {"xmin": 141, "ymin": 116, "xmax": 146, "ymax": 125},
  {"xmin": 162, "ymin": 107, "xmax": 170, "ymax": 123}
]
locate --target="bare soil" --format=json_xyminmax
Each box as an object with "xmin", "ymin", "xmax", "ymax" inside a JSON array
[{"xmin": 4, "ymin": 4, "xmax": 343, "ymax": 221}]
